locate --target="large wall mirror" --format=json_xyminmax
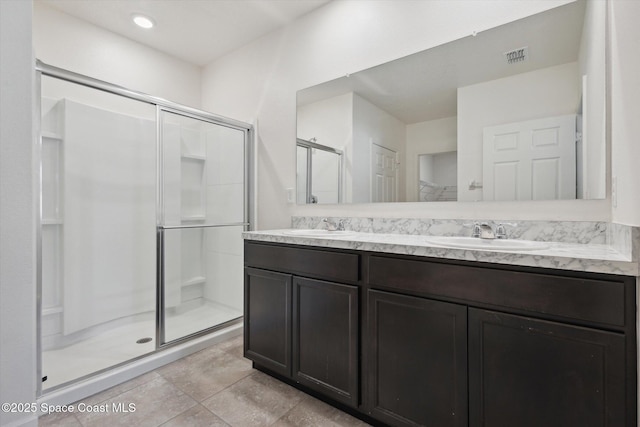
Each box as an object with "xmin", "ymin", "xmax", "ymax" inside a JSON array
[{"xmin": 296, "ymin": 0, "xmax": 606, "ymax": 204}]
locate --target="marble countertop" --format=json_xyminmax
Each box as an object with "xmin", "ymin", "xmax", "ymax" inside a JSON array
[{"xmin": 243, "ymin": 229, "xmax": 638, "ymax": 276}]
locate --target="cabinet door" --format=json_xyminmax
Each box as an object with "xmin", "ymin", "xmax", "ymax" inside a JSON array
[
  {"xmin": 293, "ymin": 277, "xmax": 359, "ymax": 407},
  {"xmin": 469, "ymin": 308, "xmax": 626, "ymax": 427},
  {"xmin": 244, "ymin": 268, "xmax": 292, "ymax": 377},
  {"xmin": 367, "ymin": 290, "xmax": 467, "ymax": 427}
]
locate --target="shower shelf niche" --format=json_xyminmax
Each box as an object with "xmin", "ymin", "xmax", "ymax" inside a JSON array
[
  {"xmin": 42, "ymin": 218, "xmax": 63, "ymax": 225},
  {"xmin": 181, "ymin": 214, "xmax": 206, "ymax": 221},
  {"xmin": 180, "ymin": 154, "xmax": 205, "ymax": 222},
  {"xmin": 179, "ymin": 131, "xmax": 206, "ymax": 305},
  {"xmin": 181, "ymin": 153, "xmax": 206, "ymax": 161},
  {"xmin": 182, "ymin": 276, "xmax": 206, "ymax": 288},
  {"xmin": 42, "ymin": 131, "xmax": 62, "ymax": 139},
  {"xmin": 40, "ymin": 100, "xmax": 65, "ymax": 353}
]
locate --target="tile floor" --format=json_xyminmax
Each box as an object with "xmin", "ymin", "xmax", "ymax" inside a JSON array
[
  {"xmin": 43, "ymin": 302, "xmax": 242, "ymax": 389},
  {"xmin": 39, "ymin": 335, "xmax": 370, "ymax": 427}
]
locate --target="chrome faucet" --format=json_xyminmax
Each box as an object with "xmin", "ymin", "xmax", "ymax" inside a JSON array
[
  {"xmin": 471, "ymin": 222, "xmax": 516, "ymax": 239},
  {"xmin": 472, "ymin": 222, "xmax": 496, "ymax": 239},
  {"xmin": 495, "ymin": 222, "xmax": 517, "ymax": 239},
  {"xmin": 321, "ymin": 218, "xmax": 344, "ymax": 231}
]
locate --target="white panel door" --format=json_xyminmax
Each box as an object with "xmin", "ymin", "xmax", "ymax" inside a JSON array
[
  {"xmin": 371, "ymin": 143, "xmax": 397, "ymax": 203},
  {"xmin": 483, "ymin": 115, "xmax": 576, "ymax": 201}
]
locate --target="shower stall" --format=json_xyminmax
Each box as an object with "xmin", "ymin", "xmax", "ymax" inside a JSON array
[
  {"xmin": 296, "ymin": 138, "xmax": 343, "ymax": 204},
  {"xmin": 37, "ymin": 61, "xmax": 252, "ymax": 393}
]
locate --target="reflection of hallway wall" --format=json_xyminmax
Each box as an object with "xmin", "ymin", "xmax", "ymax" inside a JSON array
[
  {"xmin": 353, "ymin": 94, "xmax": 406, "ymax": 203},
  {"xmin": 406, "ymin": 117, "xmax": 457, "ymax": 202}
]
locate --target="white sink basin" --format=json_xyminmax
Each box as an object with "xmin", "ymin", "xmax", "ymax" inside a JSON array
[
  {"xmin": 424, "ymin": 236, "xmax": 549, "ymax": 251},
  {"xmin": 282, "ymin": 229, "xmax": 357, "ymax": 238}
]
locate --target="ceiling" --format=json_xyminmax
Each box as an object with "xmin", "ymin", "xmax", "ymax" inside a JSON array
[{"xmin": 37, "ymin": 0, "xmax": 331, "ymax": 66}]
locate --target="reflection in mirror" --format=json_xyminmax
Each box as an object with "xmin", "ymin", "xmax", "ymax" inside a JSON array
[
  {"xmin": 419, "ymin": 151, "xmax": 458, "ymax": 202},
  {"xmin": 296, "ymin": 138, "xmax": 343, "ymax": 204},
  {"xmin": 296, "ymin": 0, "xmax": 606, "ymax": 204}
]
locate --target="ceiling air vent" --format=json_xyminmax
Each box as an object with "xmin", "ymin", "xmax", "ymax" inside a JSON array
[{"xmin": 504, "ymin": 46, "xmax": 529, "ymax": 64}]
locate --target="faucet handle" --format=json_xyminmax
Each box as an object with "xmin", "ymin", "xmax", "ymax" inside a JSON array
[
  {"xmin": 321, "ymin": 217, "xmax": 344, "ymax": 231},
  {"xmin": 495, "ymin": 222, "xmax": 517, "ymax": 239},
  {"xmin": 471, "ymin": 222, "xmax": 482, "ymax": 238}
]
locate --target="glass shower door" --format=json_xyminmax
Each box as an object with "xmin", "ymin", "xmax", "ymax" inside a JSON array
[
  {"xmin": 160, "ymin": 110, "xmax": 247, "ymax": 344},
  {"xmin": 40, "ymin": 76, "xmax": 158, "ymax": 389}
]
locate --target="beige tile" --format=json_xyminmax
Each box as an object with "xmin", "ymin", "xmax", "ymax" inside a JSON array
[
  {"xmin": 160, "ymin": 404, "xmax": 230, "ymax": 427},
  {"xmin": 273, "ymin": 395, "xmax": 371, "ymax": 427},
  {"xmin": 38, "ymin": 411, "xmax": 83, "ymax": 427},
  {"xmin": 214, "ymin": 335, "xmax": 244, "ymax": 359},
  {"xmin": 202, "ymin": 371, "xmax": 304, "ymax": 427},
  {"xmin": 157, "ymin": 346, "xmax": 252, "ymax": 402},
  {"xmin": 80, "ymin": 371, "xmax": 161, "ymax": 406},
  {"xmin": 75, "ymin": 376, "xmax": 197, "ymax": 427}
]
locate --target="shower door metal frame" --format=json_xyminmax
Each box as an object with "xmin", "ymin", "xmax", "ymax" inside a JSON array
[
  {"xmin": 35, "ymin": 60, "xmax": 254, "ymax": 396},
  {"xmin": 156, "ymin": 105, "xmax": 252, "ymax": 347},
  {"xmin": 296, "ymin": 138, "xmax": 343, "ymax": 204}
]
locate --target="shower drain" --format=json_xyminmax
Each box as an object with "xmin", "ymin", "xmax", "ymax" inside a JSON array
[{"xmin": 136, "ymin": 337, "xmax": 153, "ymax": 344}]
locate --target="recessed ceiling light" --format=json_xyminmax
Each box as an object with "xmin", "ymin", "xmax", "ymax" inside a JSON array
[{"xmin": 132, "ymin": 14, "xmax": 154, "ymax": 29}]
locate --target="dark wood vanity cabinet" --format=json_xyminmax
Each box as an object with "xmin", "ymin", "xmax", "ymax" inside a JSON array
[
  {"xmin": 244, "ymin": 242, "xmax": 360, "ymax": 408},
  {"xmin": 293, "ymin": 277, "xmax": 359, "ymax": 407},
  {"xmin": 244, "ymin": 241, "xmax": 637, "ymax": 427},
  {"xmin": 244, "ymin": 268, "xmax": 292, "ymax": 377},
  {"xmin": 367, "ymin": 290, "xmax": 467, "ymax": 427},
  {"xmin": 468, "ymin": 308, "xmax": 626, "ymax": 427}
]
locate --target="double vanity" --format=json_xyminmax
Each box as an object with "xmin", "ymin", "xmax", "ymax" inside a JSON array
[{"xmin": 243, "ymin": 218, "xmax": 638, "ymax": 426}]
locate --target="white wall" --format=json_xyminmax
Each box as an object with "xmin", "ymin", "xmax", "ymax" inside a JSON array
[
  {"xmin": 33, "ymin": 3, "xmax": 202, "ymax": 108},
  {"xmin": 352, "ymin": 93, "xmax": 406, "ymax": 203},
  {"xmin": 297, "ymin": 93, "xmax": 353, "ymax": 202},
  {"xmin": 297, "ymin": 92, "xmax": 405, "ymax": 203},
  {"xmin": 1, "ymin": 0, "xmax": 638, "ymax": 421},
  {"xmin": 432, "ymin": 152, "xmax": 458, "ymax": 187},
  {"xmin": 201, "ymin": 0, "xmax": 611, "ymax": 229},
  {"xmin": 610, "ymin": 0, "xmax": 640, "ymax": 226},
  {"xmin": 457, "ymin": 62, "xmax": 580, "ymax": 202},
  {"xmin": 0, "ymin": 1, "xmax": 38, "ymax": 426},
  {"xmin": 406, "ymin": 117, "xmax": 457, "ymax": 202},
  {"xmin": 297, "ymin": 93, "xmax": 353, "ymax": 151},
  {"xmin": 579, "ymin": 0, "xmax": 607, "ymax": 200}
]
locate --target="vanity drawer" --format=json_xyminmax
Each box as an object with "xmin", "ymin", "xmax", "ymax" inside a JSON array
[
  {"xmin": 245, "ymin": 242, "xmax": 359, "ymax": 284},
  {"xmin": 368, "ymin": 255, "xmax": 626, "ymax": 328}
]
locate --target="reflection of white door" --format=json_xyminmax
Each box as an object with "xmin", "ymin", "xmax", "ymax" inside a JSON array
[
  {"xmin": 483, "ymin": 115, "xmax": 576, "ymax": 201},
  {"xmin": 371, "ymin": 143, "xmax": 397, "ymax": 202}
]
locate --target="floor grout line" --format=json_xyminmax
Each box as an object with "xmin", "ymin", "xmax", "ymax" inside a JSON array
[{"xmin": 39, "ymin": 336, "xmax": 370, "ymax": 427}]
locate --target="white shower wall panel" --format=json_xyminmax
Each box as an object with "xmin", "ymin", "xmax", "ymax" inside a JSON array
[
  {"xmin": 162, "ymin": 122, "xmax": 183, "ymax": 225},
  {"xmin": 162, "ymin": 123, "xmax": 183, "ymax": 308},
  {"xmin": 62, "ymin": 100, "xmax": 156, "ymax": 335},
  {"xmin": 205, "ymin": 126, "xmax": 245, "ymax": 224},
  {"xmin": 204, "ymin": 226, "xmax": 244, "ymax": 311},
  {"xmin": 181, "ymin": 228, "xmax": 204, "ymax": 283},
  {"xmin": 164, "ymin": 230, "xmax": 182, "ymax": 309},
  {"xmin": 204, "ymin": 252, "xmax": 243, "ymax": 311},
  {"xmin": 202, "ymin": 124, "xmax": 245, "ymax": 312},
  {"xmin": 206, "ymin": 185, "xmax": 244, "ymax": 224},
  {"xmin": 41, "ymin": 226, "xmax": 62, "ymax": 310}
]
